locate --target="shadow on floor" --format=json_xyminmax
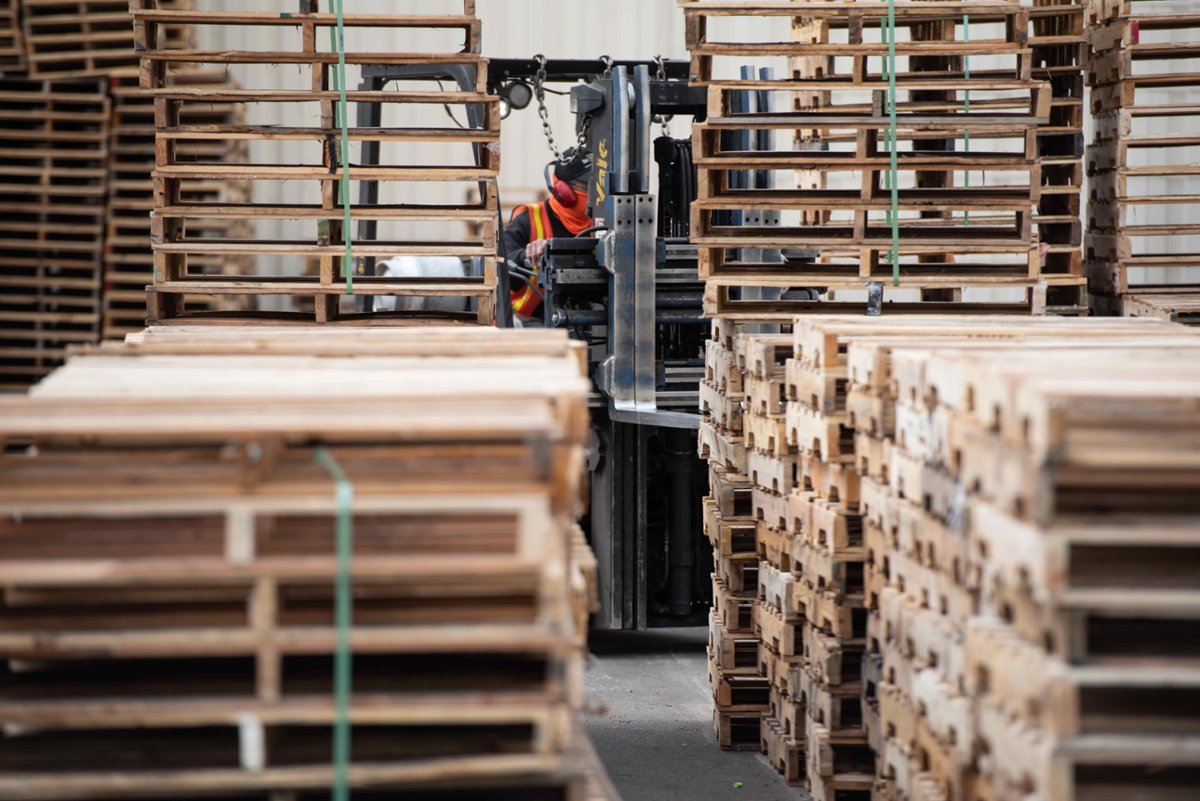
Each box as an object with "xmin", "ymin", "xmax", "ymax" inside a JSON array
[{"xmin": 583, "ymin": 627, "xmax": 811, "ymax": 801}]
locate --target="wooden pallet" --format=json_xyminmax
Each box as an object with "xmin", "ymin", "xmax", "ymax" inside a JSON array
[
  {"xmin": 708, "ymin": 464, "xmax": 755, "ymax": 519},
  {"xmin": 713, "ymin": 573, "xmax": 756, "ymax": 633},
  {"xmin": 703, "ymin": 286, "xmax": 1083, "ymax": 321},
  {"xmin": 713, "ymin": 708, "xmax": 765, "ymax": 751},
  {"xmin": 0, "ymin": 77, "xmax": 110, "ymax": 391},
  {"xmin": 130, "ymin": 1, "xmax": 499, "ymax": 325},
  {"xmin": 1093, "ymin": 289, "xmax": 1200, "ymax": 324},
  {"xmin": 0, "ymin": 325, "xmax": 593, "ymax": 799},
  {"xmin": 712, "ymin": 667, "xmax": 772, "ymax": 718},
  {"xmin": 710, "ymin": 609, "xmax": 762, "ymax": 674},
  {"xmin": 693, "ymin": 117, "xmax": 1046, "ymax": 252},
  {"xmin": 762, "ymin": 715, "xmax": 807, "ymax": 785},
  {"xmin": 699, "ymin": 418, "xmax": 749, "ymax": 474},
  {"xmin": 569, "ymin": 524, "xmax": 600, "ymax": 649}
]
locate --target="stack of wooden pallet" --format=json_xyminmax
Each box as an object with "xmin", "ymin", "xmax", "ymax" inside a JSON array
[
  {"xmin": 1086, "ymin": 0, "xmax": 1200, "ymax": 320},
  {"xmin": 878, "ymin": 326, "xmax": 1200, "ymax": 800},
  {"xmin": 0, "ymin": 0, "xmax": 22, "ymax": 71},
  {"xmin": 782, "ymin": 321, "xmax": 879, "ymax": 801},
  {"xmin": 0, "ymin": 77, "xmax": 109, "ymax": 391},
  {"xmin": 130, "ymin": 0, "xmax": 501, "ymax": 325},
  {"xmin": 702, "ymin": 318, "xmax": 770, "ymax": 751},
  {"xmin": 0, "ymin": 325, "xmax": 612, "ymax": 800},
  {"xmin": 825, "ymin": 315, "xmax": 1198, "ymax": 800},
  {"xmin": 103, "ymin": 69, "xmax": 252, "ymax": 339},
  {"xmin": 0, "ymin": 1, "xmax": 240, "ymax": 385},
  {"xmin": 680, "ymin": 0, "xmax": 1074, "ymax": 319},
  {"xmin": 1031, "ymin": 0, "xmax": 1088, "ymax": 308},
  {"xmin": 19, "ymin": 0, "xmax": 191, "ymax": 78},
  {"xmin": 703, "ymin": 314, "xmax": 1200, "ymax": 798},
  {"xmin": 745, "ymin": 332, "xmax": 809, "ymax": 786}
]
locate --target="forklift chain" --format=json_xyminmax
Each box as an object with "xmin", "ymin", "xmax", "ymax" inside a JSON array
[{"xmin": 533, "ymin": 54, "xmax": 593, "ymax": 164}]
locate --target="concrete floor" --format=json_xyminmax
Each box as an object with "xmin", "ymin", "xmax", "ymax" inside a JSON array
[{"xmin": 584, "ymin": 627, "xmax": 811, "ymax": 801}]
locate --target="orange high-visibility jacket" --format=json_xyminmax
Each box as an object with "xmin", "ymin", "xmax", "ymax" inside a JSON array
[{"xmin": 509, "ymin": 202, "xmax": 553, "ymax": 316}]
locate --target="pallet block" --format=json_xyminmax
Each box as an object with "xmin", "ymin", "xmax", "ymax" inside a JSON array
[
  {"xmin": 710, "ymin": 611, "xmax": 762, "ymax": 674},
  {"xmin": 754, "ymin": 599, "xmax": 803, "ymax": 658},
  {"xmin": 762, "ymin": 715, "xmax": 807, "ymax": 785}
]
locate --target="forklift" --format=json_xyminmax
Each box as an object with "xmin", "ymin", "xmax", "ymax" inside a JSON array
[{"xmin": 356, "ymin": 57, "xmax": 784, "ymax": 629}]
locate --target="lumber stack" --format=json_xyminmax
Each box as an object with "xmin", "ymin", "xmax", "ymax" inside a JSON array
[
  {"xmin": 130, "ymin": 0, "xmax": 501, "ymax": 325},
  {"xmin": 0, "ymin": 77, "xmax": 109, "ymax": 391},
  {"xmin": 1031, "ymin": 0, "xmax": 1087, "ymax": 308},
  {"xmin": 0, "ymin": 325, "xmax": 610, "ymax": 800},
  {"xmin": 680, "ymin": 0, "xmax": 1071, "ymax": 319},
  {"xmin": 102, "ymin": 69, "xmax": 252, "ymax": 339},
  {"xmin": 1086, "ymin": 0, "xmax": 1200, "ymax": 312}
]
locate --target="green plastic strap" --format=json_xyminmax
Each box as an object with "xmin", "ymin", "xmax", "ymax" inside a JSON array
[
  {"xmin": 329, "ymin": 1, "xmax": 354, "ymax": 294},
  {"xmin": 315, "ymin": 445, "xmax": 354, "ymax": 801},
  {"xmin": 963, "ymin": 14, "xmax": 971, "ymax": 227},
  {"xmin": 881, "ymin": 22, "xmax": 894, "ymax": 232},
  {"xmin": 886, "ymin": 0, "xmax": 900, "ymax": 286}
]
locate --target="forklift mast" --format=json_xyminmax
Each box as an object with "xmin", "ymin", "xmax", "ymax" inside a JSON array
[
  {"xmin": 571, "ymin": 65, "xmax": 700, "ymax": 431},
  {"xmin": 353, "ymin": 57, "xmax": 716, "ymax": 629}
]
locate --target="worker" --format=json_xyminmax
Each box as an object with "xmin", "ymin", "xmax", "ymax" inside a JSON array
[{"xmin": 502, "ymin": 148, "xmax": 594, "ymax": 321}]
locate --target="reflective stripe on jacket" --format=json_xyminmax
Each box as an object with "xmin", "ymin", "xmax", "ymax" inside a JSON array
[{"xmin": 510, "ymin": 202, "xmax": 553, "ymax": 316}]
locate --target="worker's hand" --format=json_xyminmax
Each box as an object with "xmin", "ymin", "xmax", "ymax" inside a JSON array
[{"xmin": 524, "ymin": 239, "xmax": 548, "ymax": 268}]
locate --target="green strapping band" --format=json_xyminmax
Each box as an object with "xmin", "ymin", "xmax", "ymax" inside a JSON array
[
  {"xmin": 963, "ymin": 14, "xmax": 971, "ymax": 227},
  {"xmin": 886, "ymin": 0, "xmax": 900, "ymax": 286},
  {"xmin": 330, "ymin": 1, "xmax": 354, "ymax": 294},
  {"xmin": 315, "ymin": 445, "xmax": 354, "ymax": 801},
  {"xmin": 881, "ymin": 22, "xmax": 893, "ymax": 232}
]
